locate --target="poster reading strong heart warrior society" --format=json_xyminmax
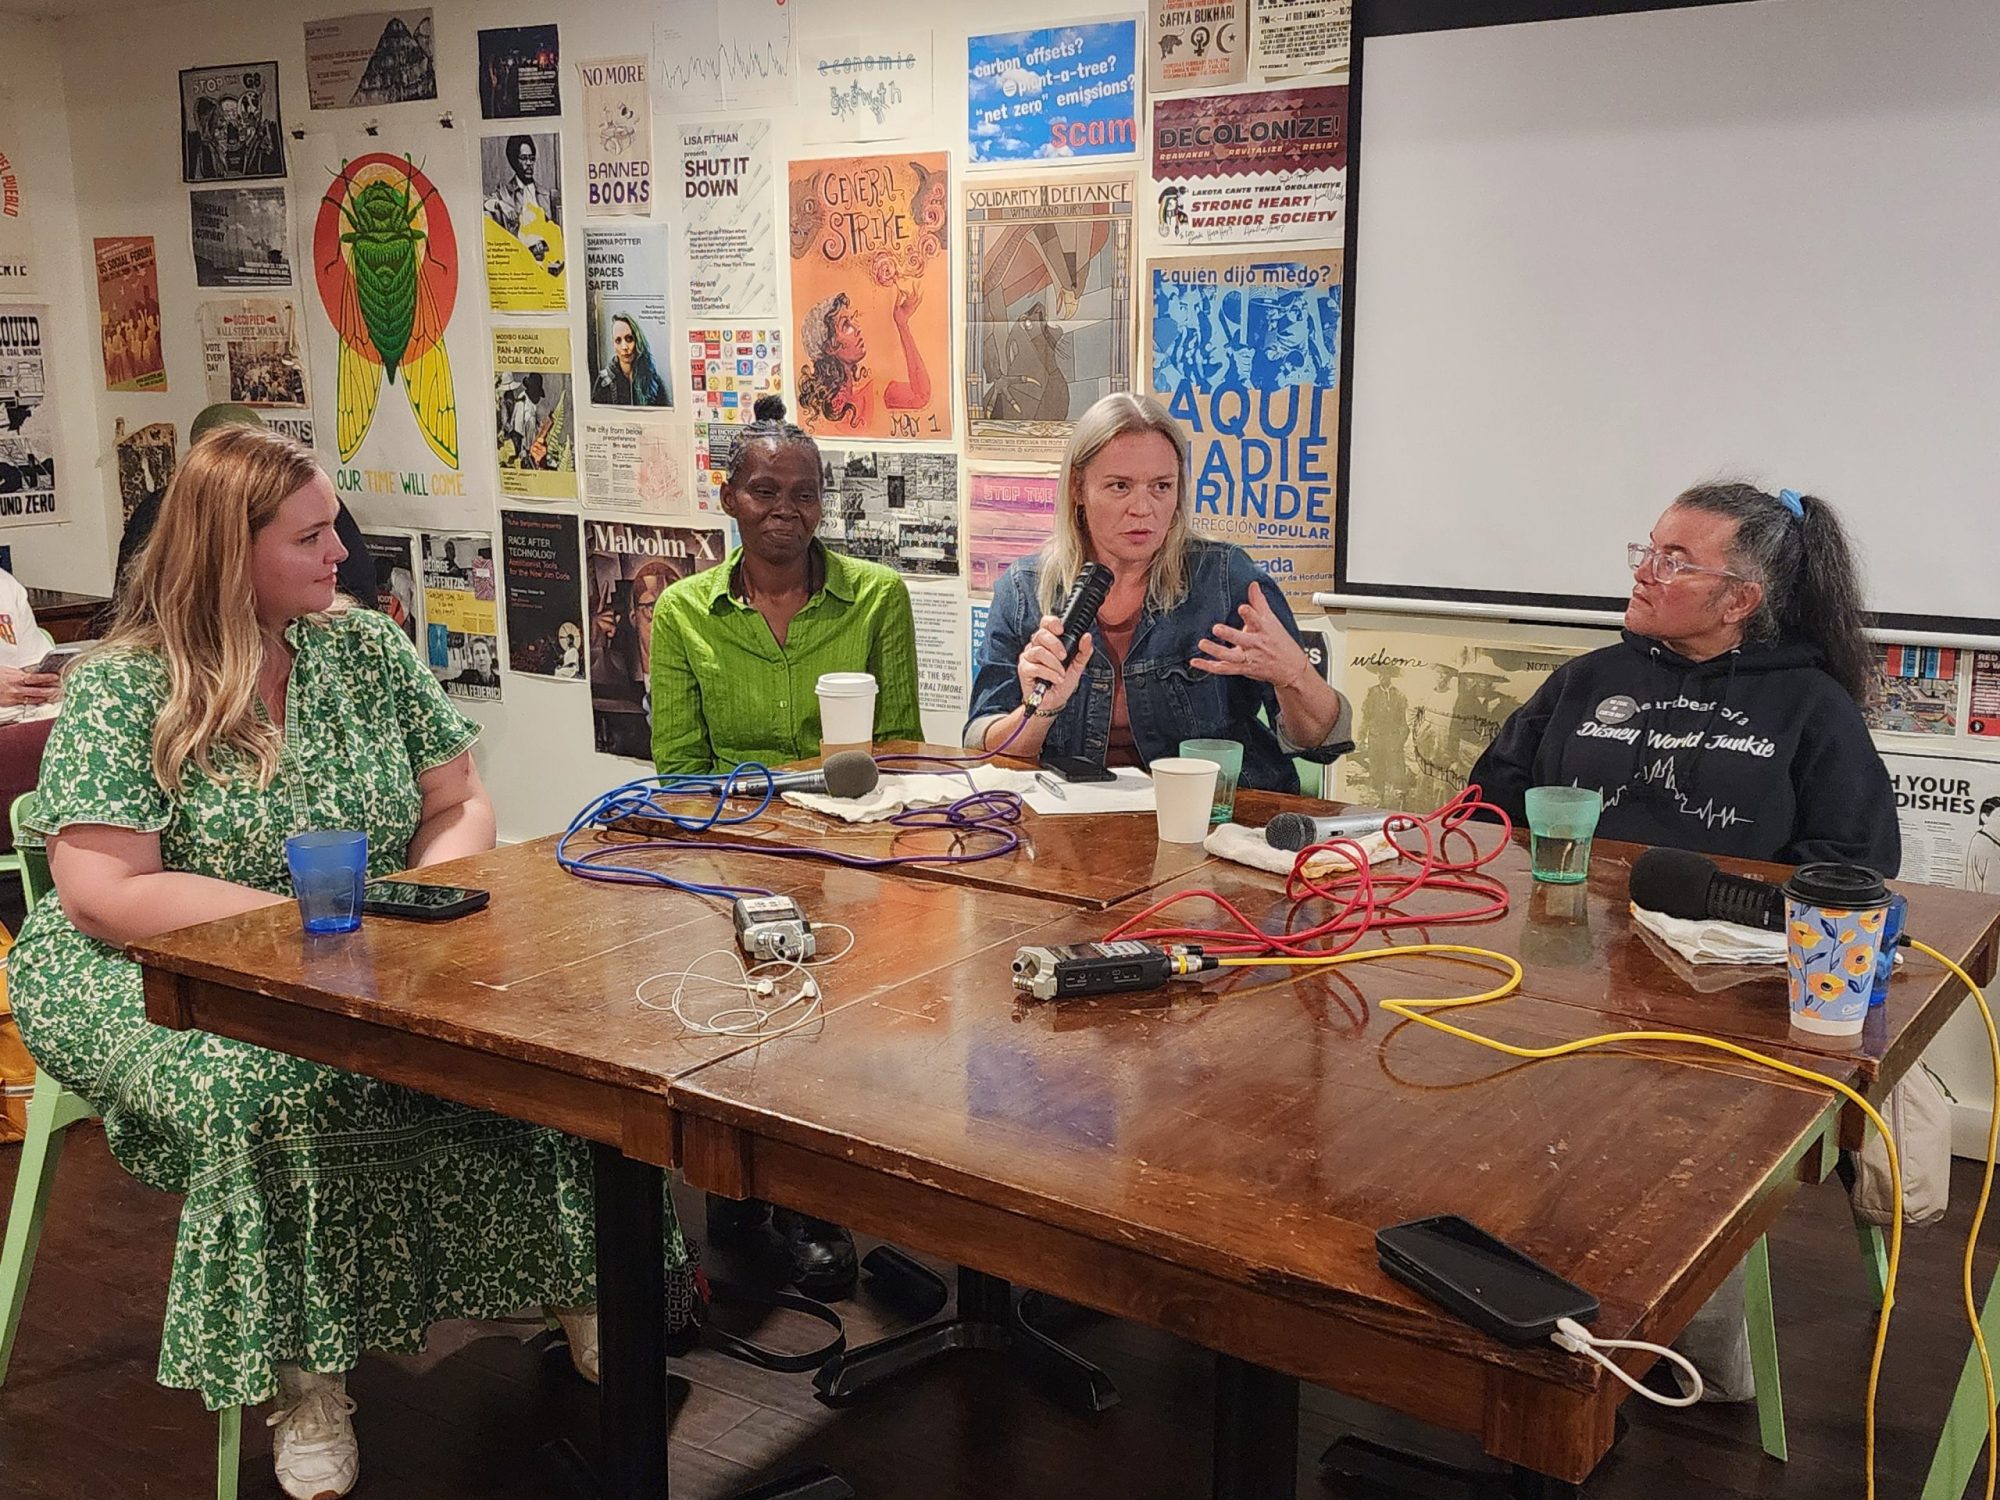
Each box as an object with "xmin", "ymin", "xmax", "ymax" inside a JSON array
[
  {"xmin": 1145, "ymin": 252, "xmax": 1341, "ymax": 607},
  {"xmin": 1151, "ymin": 87, "xmax": 1347, "ymax": 248}
]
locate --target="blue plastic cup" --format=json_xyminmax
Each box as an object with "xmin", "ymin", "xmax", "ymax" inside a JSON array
[
  {"xmin": 285, "ymin": 830, "xmax": 367, "ymax": 934},
  {"xmin": 1870, "ymin": 892, "xmax": 1908, "ymax": 1007}
]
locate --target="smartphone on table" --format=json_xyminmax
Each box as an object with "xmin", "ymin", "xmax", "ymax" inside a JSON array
[
  {"xmin": 360, "ymin": 880, "xmax": 490, "ymax": 921},
  {"xmin": 1376, "ymin": 1214, "xmax": 1598, "ymax": 1345},
  {"xmin": 1041, "ymin": 754, "xmax": 1116, "ymax": 784}
]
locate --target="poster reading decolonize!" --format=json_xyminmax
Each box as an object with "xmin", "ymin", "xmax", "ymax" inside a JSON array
[
  {"xmin": 677, "ymin": 120, "xmax": 777, "ymax": 317},
  {"xmin": 585, "ymin": 226, "xmax": 672, "ymax": 408},
  {"xmin": 419, "ymin": 530, "xmax": 500, "ymax": 701},
  {"xmin": 964, "ymin": 173, "xmax": 1134, "ymax": 460},
  {"xmin": 968, "ymin": 471, "xmax": 1057, "ymax": 595},
  {"xmin": 686, "ymin": 326, "xmax": 780, "ymax": 425},
  {"xmin": 501, "ymin": 509, "xmax": 587, "ymax": 679},
  {"xmin": 584, "ymin": 418, "xmax": 691, "ymax": 515},
  {"xmin": 191, "ymin": 186, "xmax": 291, "ymax": 287},
  {"xmin": 93, "ymin": 236, "xmax": 166, "ymax": 393},
  {"xmin": 579, "ymin": 57, "xmax": 652, "ymax": 216},
  {"xmin": 1145, "ymin": 253, "xmax": 1341, "ymax": 607},
  {"xmin": 1148, "ymin": 0, "xmax": 1247, "ymax": 93},
  {"xmin": 179, "ymin": 62, "xmax": 286, "ymax": 182},
  {"xmin": 305, "ymin": 11, "xmax": 438, "ymax": 110},
  {"xmin": 966, "ymin": 20, "xmax": 1140, "ymax": 166},
  {"xmin": 788, "ymin": 153, "xmax": 952, "ymax": 440},
  {"xmin": 587, "ymin": 519, "xmax": 727, "ymax": 760},
  {"xmin": 198, "ymin": 298, "xmax": 308, "ymax": 408},
  {"xmin": 798, "ymin": 35, "xmax": 934, "ymax": 144},
  {"xmin": 479, "ymin": 24, "xmax": 561, "ymax": 119},
  {"xmin": 493, "ymin": 326, "xmax": 576, "ymax": 500},
  {"xmin": 0, "ymin": 309, "xmax": 58, "ymax": 524},
  {"xmin": 815, "ymin": 446, "xmax": 959, "ymax": 577},
  {"xmin": 1152, "ymin": 88, "xmax": 1346, "ymax": 248},
  {"xmin": 481, "ymin": 132, "xmax": 567, "ymax": 313}
]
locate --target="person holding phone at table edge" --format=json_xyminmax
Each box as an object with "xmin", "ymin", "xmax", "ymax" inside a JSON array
[{"xmin": 965, "ymin": 392, "xmax": 1352, "ymax": 791}]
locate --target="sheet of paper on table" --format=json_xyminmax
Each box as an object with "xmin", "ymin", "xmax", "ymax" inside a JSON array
[{"xmin": 1021, "ymin": 766, "xmax": 1158, "ymax": 816}]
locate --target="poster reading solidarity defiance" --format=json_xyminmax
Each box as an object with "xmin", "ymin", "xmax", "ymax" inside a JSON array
[
  {"xmin": 1152, "ymin": 87, "xmax": 1347, "ymax": 247},
  {"xmin": 788, "ymin": 153, "xmax": 953, "ymax": 441},
  {"xmin": 963, "ymin": 173, "xmax": 1135, "ymax": 461},
  {"xmin": 677, "ymin": 120, "xmax": 776, "ymax": 318},
  {"xmin": 1145, "ymin": 253, "xmax": 1341, "ymax": 607},
  {"xmin": 93, "ymin": 236, "xmax": 167, "ymax": 393}
]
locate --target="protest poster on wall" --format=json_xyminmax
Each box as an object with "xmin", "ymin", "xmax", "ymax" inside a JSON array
[
  {"xmin": 579, "ymin": 57, "xmax": 652, "ymax": 216},
  {"xmin": 179, "ymin": 61, "xmax": 286, "ymax": 182},
  {"xmin": 967, "ymin": 20, "xmax": 1140, "ymax": 166},
  {"xmin": 492, "ymin": 326, "xmax": 577, "ymax": 500},
  {"xmin": 93, "ymin": 237, "xmax": 166, "ymax": 393},
  {"xmin": 1867, "ymin": 646, "xmax": 1961, "ymax": 737},
  {"xmin": 788, "ymin": 152, "xmax": 952, "ymax": 440},
  {"xmin": 1148, "ymin": 0, "xmax": 1248, "ymax": 93},
  {"xmin": 676, "ymin": 120, "xmax": 777, "ymax": 317},
  {"xmin": 586, "ymin": 519, "xmax": 727, "ymax": 760},
  {"xmin": 479, "ymin": 25, "xmax": 560, "ymax": 119},
  {"xmin": 909, "ymin": 584, "xmax": 969, "ymax": 713},
  {"xmin": 419, "ymin": 529, "xmax": 500, "ymax": 702},
  {"xmin": 1145, "ymin": 252, "xmax": 1341, "ymax": 605},
  {"xmin": 797, "ymin": 35, "xmax": 934, "ymax": 144},
  {"xmin": 0, "ymin": 96, "xmax": 37, "ymax": 291},
  {"xmin": 584, "ymin": 226, "xmax": 672, "ymax": 409},
  {"xmin": 306, "ymin": 11, "xmax": 438, "ymax": 110},
  {"xmin": 501, "ymin": 509, "xmax": 587, "ymax": 679},
  {"xmin": 197, "ymin": 298, "xmax": 307, "ymax": 408},
  {"xmin": 191, "ymin": 186, "xmax": 291, "ymax": 287},
  {"xmin": 1151, "ymin": 87, "xmax": 1347, "ymax": 247},
  {"xmin": 968, "ymin": 471, "xmax": 1058, "ymax": 595},
  {"xmin": 0, "ymin": 309, "xmax": 58, "ymax": 524},
  {"xmin": 1249, "ymin": 0, "xmax": 1350, "ymax": 79},
  {"xmin": 963, "ymin": 173, "xmax": 1134, "ymax": 460},
  {"xmin": 1966, "ymin": 654, "xmax": 2000, "ymax": 738},
  {"xmin": 480, "ymin": 132, "xmax": 567, "ymax": 313}
]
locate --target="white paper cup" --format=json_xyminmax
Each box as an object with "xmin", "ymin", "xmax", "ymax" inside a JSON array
[
  {"xmin": 816, "ymin": 671, "xmax": 878, "ymax": 755},
  {"xmin": 1150, "ymin": 757, "xmax": 1220, "ymax": 844}
]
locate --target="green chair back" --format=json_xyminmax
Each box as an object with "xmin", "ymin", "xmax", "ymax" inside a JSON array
[{"xmin": 7, "ymin": 792, "xmax": 51, "ymax": 911}]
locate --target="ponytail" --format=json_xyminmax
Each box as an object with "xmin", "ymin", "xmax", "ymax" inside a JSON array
[{"xmin": 1673, "ymin": 481, "xmax": 1876, "ymax": 705}]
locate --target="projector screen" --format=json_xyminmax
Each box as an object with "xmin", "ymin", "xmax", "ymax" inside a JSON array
[{"xmin": 1341, "ymin": 0, "xmax": 2000, "ymax": 629}]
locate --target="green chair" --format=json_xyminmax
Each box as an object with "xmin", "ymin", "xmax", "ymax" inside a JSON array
[{"xmin": 0, "ymin": 792, "xmax": 242, "ymax": 1497}]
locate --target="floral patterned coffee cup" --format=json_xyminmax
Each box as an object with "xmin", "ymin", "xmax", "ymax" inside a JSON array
[{"xmin": 1782, "ymin": 862, "xmax": 1893, "ymax": 1038}]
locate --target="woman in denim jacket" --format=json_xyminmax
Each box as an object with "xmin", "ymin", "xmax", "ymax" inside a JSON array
[{"xmin": 965, "ymin": 393, "xmax": 1350, "ymax": 791}]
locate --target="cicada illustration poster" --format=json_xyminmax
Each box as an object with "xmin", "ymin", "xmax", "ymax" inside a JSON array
[
  {"xmin": 787, "ymin": 153, "xmax": 953, "ymax": 441},
  {"xmin": 304, "ymin": 135, "xmax": 470, "ymax": 516}
]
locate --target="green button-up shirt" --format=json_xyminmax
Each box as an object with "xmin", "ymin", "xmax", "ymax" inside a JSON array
[{"xmin": 650, "ymin": 542, "xmax": 925, "ymax": 773}]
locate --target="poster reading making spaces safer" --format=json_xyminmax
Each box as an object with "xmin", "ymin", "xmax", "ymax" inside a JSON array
[
  {"xmin": 1145, "ymin": 253, "xmax": 1341, "ymax": 605},
  {"xmin": 963, "ymin": 173, "xmax": 1135, "ymax": 461}
]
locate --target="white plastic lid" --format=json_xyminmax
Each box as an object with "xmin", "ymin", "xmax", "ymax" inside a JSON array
[{"xmin": 816, "ymin": 671, "xmax": 877, "ymax": 696}]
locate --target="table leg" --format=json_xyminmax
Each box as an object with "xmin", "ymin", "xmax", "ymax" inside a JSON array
[
  {"xmin": 593, "ymin": 1142, "xmax": 670, "ymax": 1500},
  {"xmin": 1921, "ymin": 1246, "xmax": 2000, "ymax": 1500},
  {"xmin": 1212, "ymin": 1353, "xmax": 1297, "ymax": 1500}
]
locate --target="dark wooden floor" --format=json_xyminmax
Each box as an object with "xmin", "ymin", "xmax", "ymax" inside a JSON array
[{"xmin": 2, "ymin": 1119, "xmax": 1996, "ymax": 1500}]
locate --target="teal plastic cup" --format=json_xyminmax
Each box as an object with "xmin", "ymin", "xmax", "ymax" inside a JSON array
[
  {"xmin": 1522, "ymin": 786, "xmax": 1602, "ymax": 885},
  {"xmin": 285, "ymin": 830, "xmax": 367, "ymax": 934},
  {"xmin": 1179, "ymin": 738, "xmax": 1244, "ymax": 824}
]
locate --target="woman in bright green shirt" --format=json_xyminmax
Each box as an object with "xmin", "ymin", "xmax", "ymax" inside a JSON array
[{"xmin": 649, "ymin": 398, "xmax": 925, "ymax": 776}]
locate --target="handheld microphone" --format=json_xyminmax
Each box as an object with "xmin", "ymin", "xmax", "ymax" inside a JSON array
[
  {"xmin": 1026, "ymin": 562, "xmax": 1113, "ymax": 709},
  {"xmin": 1627, "ymin": 846, "xmax": 1784, "ymax": 931},
  {"xmin": 1264, "ymin": 811, "xmax": 1395, "ymax": 853},
  {"xmin": 736, "ymin": 750, "xmax": 880, "ymax": 800}
]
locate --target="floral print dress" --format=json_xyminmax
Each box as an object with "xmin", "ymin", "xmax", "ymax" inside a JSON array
[{"xmin": 9, "ymin": 607, "xmax": 690, "ymax": 1410}]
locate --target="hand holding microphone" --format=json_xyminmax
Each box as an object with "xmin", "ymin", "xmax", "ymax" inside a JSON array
[{"xmin": 1021, "ymin": 562, "xmax": 1112, "ymax": 714}]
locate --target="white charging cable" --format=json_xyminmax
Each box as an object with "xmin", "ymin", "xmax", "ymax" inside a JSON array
[
  {"xmin": 636, "ymin": 948, "xmax": 825, "ymax": 1040},
  {"xmin": 1551, "ymin": 1317, "xmax": 1704, "ymax": 1407}
]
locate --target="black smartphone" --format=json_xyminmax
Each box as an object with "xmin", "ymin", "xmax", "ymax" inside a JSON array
[
  {"xmin": 1042, "ymin": 754, "xmax": 1116, "ymax": 784},
  {"xmin": 361, "ymin": 880, "xmax": 491, "ymax": 921},
  {"xmin": 1376, "ymin": 1215, "xmax": 1598, "ymax": 1345}
]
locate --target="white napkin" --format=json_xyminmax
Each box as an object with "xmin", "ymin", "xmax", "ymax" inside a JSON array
[
  {"xmin": 1629, "ymin": 903, "xmax": 1788, "ymax": 965},
  {"xmin": 782, "ymin": 765, "xmax": 1038, "ymax": 823},
  {"xmin": 1205, "ymin": 820, "xmax": 1399, "ymax": 877}
]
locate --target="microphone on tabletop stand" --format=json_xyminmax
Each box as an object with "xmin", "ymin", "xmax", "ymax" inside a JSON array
[
  {"xmin": 1627, "ymin": 846, "xmax": 1784, "ymax": 931},
  {"xmin": 1026, "ymin": 562, "xmax": 1113, "ymax": 710}
]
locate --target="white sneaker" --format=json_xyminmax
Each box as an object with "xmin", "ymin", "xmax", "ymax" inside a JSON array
[
  {"xmin": 549, "ymin": 1304, "xmax": 600, "ymax": 1384},
  {"xmin": 267, "ymin": 1367, "xmax": 359, "ymax": 1500}
]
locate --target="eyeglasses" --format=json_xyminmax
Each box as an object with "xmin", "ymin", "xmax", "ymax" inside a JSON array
[{"xmin": 1625, "ymin": 542, "xmax": 1746, "ymax": 585}]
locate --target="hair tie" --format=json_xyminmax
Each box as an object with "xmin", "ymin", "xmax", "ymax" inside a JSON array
[{"xmin": 1777, "ymin": 488, "xmax": 1804, "ymax": 519}]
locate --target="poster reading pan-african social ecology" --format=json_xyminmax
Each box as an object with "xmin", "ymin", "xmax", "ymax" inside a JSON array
[
  {"xmin": 1152, "ymin": 87, "xmax": 1346, "ymax": 247},
  {"xmin": 1146, "ymin": 252, "xmax": 1341, "ymax": 607},
  {"xmin": 967, "ymin": 20, "xmax": 1140, "ymax": 165},
  {"xmin": 179, "ymin": 61, "xmax": 286, "ymax": 182},
  {"xmin": 788, "ymin": 153, "xmax": 952, "ymax": 441}
]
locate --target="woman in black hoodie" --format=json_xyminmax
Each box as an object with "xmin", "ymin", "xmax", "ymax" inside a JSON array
[{"xmin": 1470, "ymin": 481, "xmax": 1897, "ymax": 875}]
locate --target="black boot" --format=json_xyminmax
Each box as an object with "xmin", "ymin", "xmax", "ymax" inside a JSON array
[
  {"xmin": 771, "ymin": 1209, "xmax": 858, "ymax": 1299},
  {"xmin": 706, "ymin": 1193, "xmax": 773, "ymax": 1246}
]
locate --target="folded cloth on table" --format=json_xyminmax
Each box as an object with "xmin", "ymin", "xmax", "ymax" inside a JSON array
[
  {"xmin": 1629, "ymin": 902, "xmax": 1787, "ymax": 965},
  {"xmin": 784, "ymin": 765, "xmax": 1037, "ymax": 823},
  {"xmin": 1205, "ymin": 819, "xmax": 1398, "ymax": 878}
]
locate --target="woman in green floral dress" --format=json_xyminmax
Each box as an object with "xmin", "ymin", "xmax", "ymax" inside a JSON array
[{"xmin": 9, "ymin": 426, "xmax": 689, "ymax": 1500}]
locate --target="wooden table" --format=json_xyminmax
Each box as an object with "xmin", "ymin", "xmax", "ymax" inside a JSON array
[
  {"xmin": 136, "ymin": 832, "xmax": 1067, "ymax": 1500},
  {"xmin": 25, "ymin": 588, "xmax": 107, "ymax": 643}
]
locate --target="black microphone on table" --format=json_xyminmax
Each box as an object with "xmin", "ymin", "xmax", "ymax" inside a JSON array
[
  {"xmin": 1026, "ymin": 562, "xmax": 1113, "ymax": 710},
  {"xmin": 730, "ymin": 750, "xmax": 879, "ymax": 800},
  {"xmin": 1264, "ymin": 811, "xmax": 1396, "ymax": 853},
  {"xmin": 1627, "ymin": 846, "xmax": 1784, "ymax": 931}
]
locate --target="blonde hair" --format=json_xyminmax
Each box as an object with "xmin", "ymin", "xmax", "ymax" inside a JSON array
[
  {"xmin": 1038, "ymin": 392, "xmax": 1195, "ymax": 615},
  {"xmin": 102, "ymin": 425, "xmax": 333, "ymax": 792}
]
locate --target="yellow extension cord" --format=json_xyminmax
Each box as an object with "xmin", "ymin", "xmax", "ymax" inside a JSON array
[{"xmin": 1216, "ymin": 937, "xmax": 2000, "ymax": 1500}]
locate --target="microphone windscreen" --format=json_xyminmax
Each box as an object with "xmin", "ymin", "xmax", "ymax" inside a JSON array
[
  {"xmin": 819, "ymin": 750, "xmax": 880, "ymax": 800},
  {"xmin": 1627, "ymin": 846, "xmax": 1717, "ymax": 921},
  {"xmin": 1264, "ymin": 812, "xmax": 1315, "ymax": 852}
]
